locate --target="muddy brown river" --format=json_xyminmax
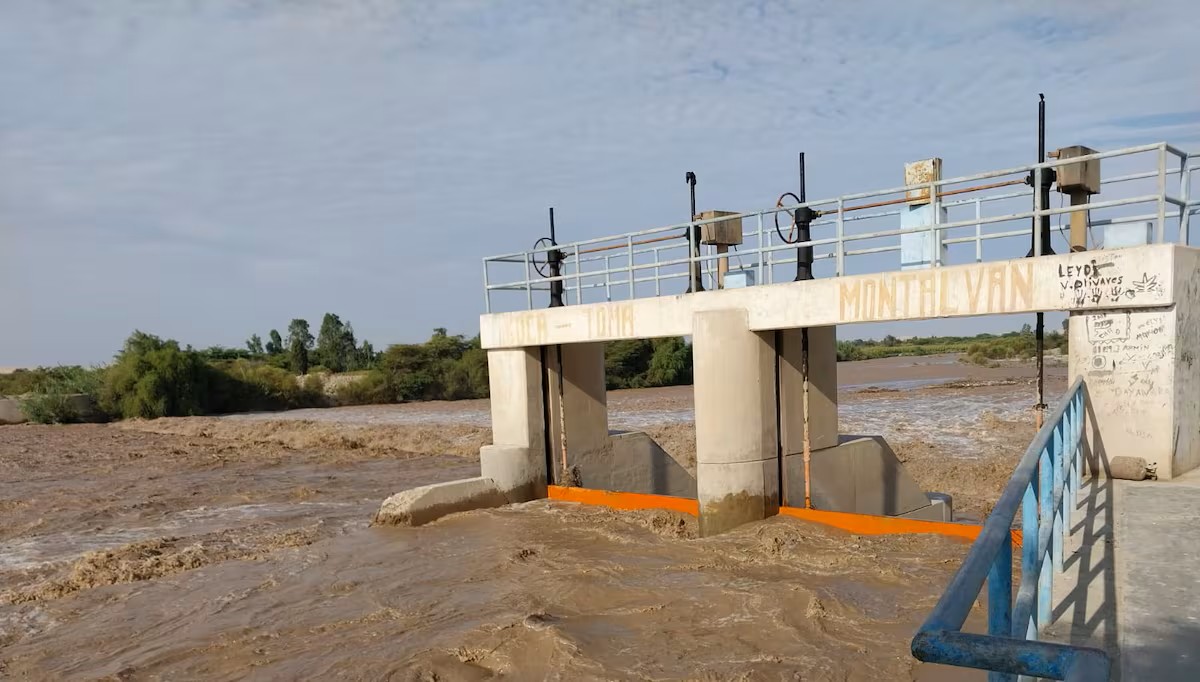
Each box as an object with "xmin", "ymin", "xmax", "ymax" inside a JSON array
[{"xmin": 0, "ymin": 356, "xmax": 1059, "ymax": 679}]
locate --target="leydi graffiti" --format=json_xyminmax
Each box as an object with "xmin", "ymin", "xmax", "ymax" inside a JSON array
[{"xmin": 1056, "ymin": 259, "xmax": 1167, "ymax": 308}]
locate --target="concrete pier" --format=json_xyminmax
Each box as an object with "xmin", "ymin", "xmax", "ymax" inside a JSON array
[
  {"xmin": 480, "ymin": 347, "xmax": 546, "ymax": 502},
  {"xmin": 693, "ymin": 309, "xmax": 780, "ymax": 536},
  {"xmin": 1069, "ymin": 246, "xmax": 1200, "ymax": 479}
]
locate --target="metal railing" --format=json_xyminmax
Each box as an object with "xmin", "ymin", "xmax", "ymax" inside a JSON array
[
  {"xmin": 910, "ymin": 378, "xmax": 1106, "ymax": 681},
  {"xmin": 483, "ymin": 142, "xmax": 1198, "ymax": 313}
]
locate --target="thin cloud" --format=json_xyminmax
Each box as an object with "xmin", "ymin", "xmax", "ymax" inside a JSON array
[{"xmin": 0, "ymin": 0, "xmax": 1195, "ymax": 364}]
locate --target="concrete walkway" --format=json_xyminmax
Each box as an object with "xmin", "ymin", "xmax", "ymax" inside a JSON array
[{"xmin": 1048, "ymin": 471, "xmax": 1200, "ymax": 681}]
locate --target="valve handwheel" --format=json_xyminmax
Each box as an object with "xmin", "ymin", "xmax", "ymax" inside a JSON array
[
  {"xmin": 775, "ymin": 192, "xmax": 803, "ymax": 244},
  {"xmin": 531, "ymin": 237, "xmax": 558, "ymax": 278}
]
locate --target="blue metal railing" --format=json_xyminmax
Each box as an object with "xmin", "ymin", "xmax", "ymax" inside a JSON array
[{"xmin": 911, "ymin": 378, "xmax": 1110, "ymax": 681}]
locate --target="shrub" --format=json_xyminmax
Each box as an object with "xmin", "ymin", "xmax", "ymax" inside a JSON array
[
  {"xmin": 332, "ymin": 370, "xmax": 392, "ymax": 406},
  {"xmin": 208, "ymin": 360, "xmax": 325, "ymax": 413},
  {"xmin": 19, "ymin": 393, "xmax": 81, "ymax": 424},
  {"xmin": 99, "ymin": 332, "xmax": 211, "ymax": 419},
  {"xmin": 17, "ymin": 366, "xmax": 107, "ymax": 424}
]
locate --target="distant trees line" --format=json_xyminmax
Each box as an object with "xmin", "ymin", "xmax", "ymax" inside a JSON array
[
  {"xmin": 835, "ymin": 324, "xmax": 1068, "ymax": 363},
  {"xmin": 2, "ymin": 320, "xmax": 1058, "ymax": 424}
]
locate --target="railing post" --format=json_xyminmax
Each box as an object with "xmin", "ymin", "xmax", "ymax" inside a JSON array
[
  {"xmin": 574, "ymin": 244, "xmax": 582, "ymax": 304},
  {"xmin": 1038, "ymin": 446, "xmax": 1053, "ymax": 628},
  {"xmin": 1157, "ymin": 144, "xmax": 1167, "ymax": 243},
  {"xmin": 1180, "ymin": 154, "xmax": 1191, "ymax": 245},
  {"xmin": 1021, "ymin": 480, "xmax": 1038, "ymax": 639},
  {"xmin": 836, "ymin": 198, "xmax": 845, "ymax": 275},
  {"xmin": 757, "ymin": 212, "xmax": 765, "ymax": 285},
  {"xmin": 767, "ymin": 229, "xmax": 774, "ymax": 284},
  {"xmin": 1053, "ymin": 422, "xmax": 1065, "ymax": 574},
  {"xmin": 975, "ymin": 197, "xmax": 983, "ymax": 263},
  {"xmin": 627, "ymin": 236, "xmax": 635, "ymax": 300},
  {"xmin": 1070, "ymin": 403, "xmax": 1080, "ymax": 513},
  {"xmin": 988, "ymin": 533, "xmax": 1015, "ymax": 682},
  {"xmin": 654, "ymin": 247, "xmax": 661, "ymax": 297},
  {"xmin": 929, "ymin": 180, "xmax": 941, "ymax": 266},
  {"xmin": 604, "ymin": 254, "xmax": 612, "ymax": 302},
  {"xmin": 482, "ymin": 258, "xmax": 491, "ymax": 313},
  {"xmin": 524, "ymin": 251, "xmax": 534, "ymax": 310},
  {"xmin": 1072, "ymin": 392, "xmax": 1083, "ymax": 502}
]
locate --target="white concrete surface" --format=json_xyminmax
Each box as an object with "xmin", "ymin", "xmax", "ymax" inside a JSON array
[
  {"xmin": 1069, "ymin": 246, "xmax": 1200, "ymax": 479},
  {"xmin": 481, "ymin": 245, "xmax": 1179, "ymax": 349},
  {"xmin": 486, "ymin": 347, "xmax": 545, "ymax": 451},
  {"xmin": 692, "ymin": 309, "xmax": 779, "ymax": 536},
  {"xmin": 374, "ymin": 477, "xmax": 509, "ymax": 526}
]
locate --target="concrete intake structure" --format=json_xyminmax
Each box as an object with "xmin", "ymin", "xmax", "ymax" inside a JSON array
[{"xmin": 377, "ymin": 243, "xmax": 1200, "ymax": 534}]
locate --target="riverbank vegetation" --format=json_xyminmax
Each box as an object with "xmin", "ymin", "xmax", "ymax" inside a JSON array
[{"xmin": 2, "ymin": 321, "xmax": 1061, "ymax": 423}]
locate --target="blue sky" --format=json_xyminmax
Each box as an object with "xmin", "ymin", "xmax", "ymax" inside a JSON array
[{"xmin": 1, "ymin": 1, "xmax": 1197, "ymax": 366}]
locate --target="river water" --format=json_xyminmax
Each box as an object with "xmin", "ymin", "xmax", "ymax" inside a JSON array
[{"xmin": 0, "ymin": 354, "xmax": 1049, "ymax": 679}]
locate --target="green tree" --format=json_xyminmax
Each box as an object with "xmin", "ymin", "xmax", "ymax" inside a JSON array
[
  {"xmin": 266, "ymin": 329, "xmax": 284, "ymax": 355},
  {"xmin": 340, "ymin": 323, "xmax": 358, "ymax": 370},
  {"xmin": 604, "ymin": 339, "xmax": 654, "ymax": 389},
  {"xmin": 287, "ymin": 319, "xmax": 314, "ymax": 375},
  {"xmin": 356, "ymin": 340, "xmax": 376, "ymax": 369},
  {"xmin": 99, "ymin": 331, "xmax": 211, "ymax": 419},
  {"xmin": 645, "ymin": 337, "xmax": 692, "ymax": 386},
  {"xmin": 316, "ymin": 313, "xmax": 349, "ymax": 372},
  {"xmin": 246, "ymin": 334, "xmax": 265, "ymax": 356}
]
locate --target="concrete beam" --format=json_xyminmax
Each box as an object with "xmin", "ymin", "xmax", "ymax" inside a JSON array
[
  {"xmin": 481, "ymin": 244, "xmax": 1179, "ymax": 348},
  {"xmin": 693, "ymin": 309, "xmax": 779, "ymax": 536},
  {"xmin": 374, "ymin": 477, "xmax": 509, "ymax": 526}
]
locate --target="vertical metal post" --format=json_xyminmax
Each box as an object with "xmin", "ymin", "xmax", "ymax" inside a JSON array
[
  {"xmin": 975, "ymin": 198, "xmax": 983, "ymax": 262},
  {"xmin": 795, "ymin": 152, "xmax": 814, "ymax": 281},
  {"xmin": 482, "ymin": 258, "xmax": 492, "ymax": 313},
  {"xmin": 685, "ymin": 171, "xmax": 704, "ymax": 293},
  {"xmin": 1070, "ymin": 403, "xmax": 1080, "ymax": 513},
  {"xmin": 1034, "ymin": 94, "xmax": 1054, "ymax": 256},
  {"xmin": 1033, "ymin": 165, "xmax": 1044, "ymax": 257},
  {"xmin": 988, "ymin": 533, "xmax": 1015, "ymax": 682},
  {"xmin": 1180, "ymin": 155, "xmax": 1190, "ymax": 245},
  {"xmin": 627, "ymin": 236, "xmax": 635, "ymax": 299},
  {"xmin": 604, "ymin": 254, "xmax": 612, "ymax": 302},
  {"xmin": 1072, "ymin": 392, "xmax": 1083, "ymax": 503},
  {"xmin": 835, "ymin": 198, "xmax": 845, "ymax": 275},
  {"xmin": 1038, "ymin": 446, "xmax": 1053, "ymax": 628},
  {"xmin": 524, "ymin": 251, "xmax": 534, "ymax": 310},
  {"xmin": 573, "ymin": 244, "xmax": 582, "ymax": 304},
  {"xmin": 1021, "ymin": 480, "xmax": 1039, "ymax": 639},
  {"xmin": 548, "ymin": 207, "xmax": 564, "ymax": 308},
  {"xmin": 929, "ymin": 180, "xmax": 941, "ymax": 266},
  {"xmin": 1053, "ymin": 422, "xmax": 1064, "ymax": 574},
  {"xmin": 1158, "ymin": 144, "xmax": 1168, "ymax": 243},
  {"xmin": 756, "ymin": 213, "xmax": 765, "ymax": 285},
  {"xmin": 654, "ymin": 248, "xmax": 661, "ymax": 297},
  {"xmin": 766, "ymin": 229, "xmax": 774, "ymax": 284}
]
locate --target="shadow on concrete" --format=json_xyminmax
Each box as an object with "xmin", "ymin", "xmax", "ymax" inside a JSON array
[
  {"xmin": 569, "ymin": 430, "xmax": 697, "ymax": 498},
  {"xmin": 1043, "ymin": 384, "xmax": 1121, "ymax": 676}
]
